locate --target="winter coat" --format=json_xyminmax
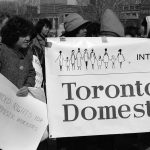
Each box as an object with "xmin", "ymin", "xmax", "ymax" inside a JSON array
[
  {"xmin": 32, "ymin": 34, "xmax": 46, "ymax": 87},
  {"xmin": 0, "ymin": 43, "xmax": 35, "ymax": 88},
  {"xmin": 100, "ymin": 9, "xmax": 125, "ymax": 37}
]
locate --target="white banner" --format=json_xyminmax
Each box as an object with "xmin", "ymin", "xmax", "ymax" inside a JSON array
[
  {"xmin": 0, "ymin": 74, "xmax": 48, "ymax": 150},
  {"xmin": 45, "ymin": 37, "xmax": 150, "ymax": 138}
]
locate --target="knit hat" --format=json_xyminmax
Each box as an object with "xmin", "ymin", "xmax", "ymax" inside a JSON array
[
  {"xmin": 100, "ymin": 9, "xmax": 124, "ymax": 37},
  {"xmin": 64, "ymin": 13, "xmax": 88, "ymax": 32}
]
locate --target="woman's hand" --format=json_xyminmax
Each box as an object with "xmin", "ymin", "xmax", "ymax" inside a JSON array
[{"xmin": 16, "ymin": 86, "xmax": 29, "ymax": 97}]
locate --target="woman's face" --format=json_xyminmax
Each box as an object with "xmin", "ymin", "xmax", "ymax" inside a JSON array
[
  {"xmin": 41, "ymin": 25, "xmax": 50, "ymax": 37},
  {"xmin": 76, "ymin": 28, "xmax": 87, "ymax": 37},
  {"xmin": 15, "ymin": 35, "xmax": 30, "ymax": 49}
]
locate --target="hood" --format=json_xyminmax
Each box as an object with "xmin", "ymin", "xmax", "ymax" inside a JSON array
[{"xmin": 100, "ymin": 9, "xmax": 124, "ymax": 37}]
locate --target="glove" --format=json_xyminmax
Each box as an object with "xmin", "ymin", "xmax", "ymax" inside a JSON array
[{"xmin": 16, "ymin": 86, "xmax": 29, "ymax": 97}]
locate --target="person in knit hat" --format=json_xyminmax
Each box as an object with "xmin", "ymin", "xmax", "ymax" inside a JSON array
[
  {"xmin": 62, "ymin": 13, "xmax": 100, "ymax": 37},
  {"xmin": 100, "ymin": 9, "xmax": 125, "ymax": 37}
]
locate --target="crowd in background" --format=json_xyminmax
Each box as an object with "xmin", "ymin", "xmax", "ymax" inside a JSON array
[{"xmin": 0, "ymin": 8, "xmax": 150, "ymax": 150}]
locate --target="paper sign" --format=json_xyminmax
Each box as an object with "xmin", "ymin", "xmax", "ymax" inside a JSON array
[
  {"xmin": 0, "ymin": 74, "xmax": 48, "ymax": 150},
  {"xmin": 45, "ymin": 37, "xmax": 150, "ymax": 138}
]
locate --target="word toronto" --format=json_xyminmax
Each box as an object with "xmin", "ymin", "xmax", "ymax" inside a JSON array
[{"xmin": 62, "ymin": 81, "xmax": 150, "ymax": 121}]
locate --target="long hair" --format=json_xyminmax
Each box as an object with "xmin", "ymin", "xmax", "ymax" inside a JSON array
[
  {"xmin": 1, "ymin": 16, "xmax": 36, "ymax": 48},
  {"xmin": 35, "ymin": 18, "xmax": 52, "ymax": 34}
]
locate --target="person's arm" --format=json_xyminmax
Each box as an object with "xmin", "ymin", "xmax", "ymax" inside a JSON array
[
  {"xmin": 17, "ymin": 50, "xmax": 36, "ymax": 97},
  {"xmin": 24, "ymin": 49, "xmax": 36, "ymax": 87}
]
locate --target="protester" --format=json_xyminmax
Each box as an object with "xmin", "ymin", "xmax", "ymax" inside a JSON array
[
  {"xmin": 62, "ymin": 13, "xmax": 100, "ymax": 37},
  {"xmin": 99, "ymin": 9, "xmax": 124, "ymax": 37},
  {"xmin": 32, "ymin": 18, "xmax": 52, "ymax": 88},
  {"xmin": 31, "ymin": 18, "xmax": 52, "ymax": 150},
  {"xmin": 0, "ymin": 16, "xmax": 36, "ymax": 96}
]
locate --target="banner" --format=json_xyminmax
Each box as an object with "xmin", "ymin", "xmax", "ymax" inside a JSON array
[
  {"xmin": 0, "ymin": 74, "xmax": 48, "ymax": 150},
  {"xmin": 45, "ymin": 37, "xmax": 150, "ymax": 138}
]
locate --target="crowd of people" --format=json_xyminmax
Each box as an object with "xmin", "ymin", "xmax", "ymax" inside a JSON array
[{"xmin": 0, "ymin": 8, "xmax": 150, "ymax": 150}]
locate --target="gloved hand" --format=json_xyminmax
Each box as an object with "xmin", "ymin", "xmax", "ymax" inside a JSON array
[{"xmin": 16, "ymin": 86, "xmax": 29, "ymax": 97}]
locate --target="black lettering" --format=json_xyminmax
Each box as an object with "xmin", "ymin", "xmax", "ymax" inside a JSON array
[
  {"xmin": 120, "ymin": 84, "xmax": 135, "ymax": 97},
  {"xmin": 118, "ymin": 104, "xmax": 131, "ymax": 118},
  {"xmin": 76, "ymin": 86, "xmax": 91, "ymax": 100},
  {"xmin": 63, "ymin": 104, "xmax": 78, "ymax": 121},
  {"xmin": 81, "ymin": 107, "xmax": 97, "ymax": 120},
  {"xmin": 105, "ymin": 85, "xmax": 119, "ymax": 98},
  {"xmin": 98, "ymin": 105, "xmax": 117, "ymax": 119},
  {"xmin": 62, "ymin": 82, "xmax": 76, "ymax": 100},
  {"xmin": 134, "ymin": 104, "xmax": 145, "ymax": 118}
]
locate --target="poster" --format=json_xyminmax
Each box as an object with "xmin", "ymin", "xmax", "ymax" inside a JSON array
[
  {"xmin": 45, "ymin": 37, "xmax": 150, "ymax": 138},
  {"xmin": 0, "ymin": 74, "xmax": 48, "ymax": 150}
]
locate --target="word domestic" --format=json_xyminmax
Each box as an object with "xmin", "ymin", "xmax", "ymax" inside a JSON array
[{"xmin": 62, "ymin": 81, "xmax": 150, "ymax": 121}]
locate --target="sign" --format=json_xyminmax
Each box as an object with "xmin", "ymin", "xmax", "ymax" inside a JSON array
[
  {"xmin": 45, "ymin": 37, "xmax": 150, "ymax": 138},
  {"xmin": 0, "ymin": 74, "xmax": 48, "ymax": 150}
]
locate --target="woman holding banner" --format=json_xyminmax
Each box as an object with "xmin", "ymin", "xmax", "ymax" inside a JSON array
[{"xmin": 0, "ymin": 16, "xmax": 36, "ymax": 96}]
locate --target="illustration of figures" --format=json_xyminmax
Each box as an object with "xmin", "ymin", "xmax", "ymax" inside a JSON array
[
  {"xmin": 117, "ymin": 49, "xmax": 125, "ymax": 68},
  {"xmin": 90, "ymin": 48, "xmax": 96, "ymax": 70},
  {"xmin": 70, "ymin": 50, "xmax": 76, "ymax": 70},
  {"xmin": 97, "ymin": 55, "xmax": 103, "ymax": 69},
  {"xmin": 55, "ymin": 50, "xmax": 64, "ymax": 71},
  {"xmin": 83, "ymin": 49, "xmax": 89, "ymax": 70},
  {"xmin": 76, "ymin": 48, "xmax": 83, "ymax": 70},
  {"xmin": 103, "ymin": 48, "xmax": 109, "ymax": 69},
  {"xmin": 110, "ymin": 55, "xmax": 116, "ymax": 69},
  {"xmin": 65, "ymin": 57, "xmax": 70, "ymax": 71}
]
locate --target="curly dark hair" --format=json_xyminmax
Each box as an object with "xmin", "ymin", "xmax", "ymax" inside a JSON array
[
  {"xmin": 35, "ymin": 18, "xmax": 52, "ymax": 34},
  {"xmin": 1, "ymin": 15, "xmax": 36, "ymax": 48}
]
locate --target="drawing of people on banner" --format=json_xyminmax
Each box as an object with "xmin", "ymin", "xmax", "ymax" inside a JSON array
[
  {"xmin": 90, "ymin": 48, "xmax": 96, "ymax": 70},
  {"xmin": 65, "ymin": 57, "xmax": 70, "ymax": 71},
  {"xmin": 76, "ymin": 48, "xmax": 83, "ymax": 70},
  {"xmin": 117, "ymin": 49, "xmax": 125, "ymax": 68},
  {"xmin": 55, "ymin": 51, "xmax": 64, "ymax": 71},
  {"xmin": 70, "ymin": 50, "xmax": 76, "ymax": 70},
  {"xmin": 97, "ymin": 55, "xmax": 103, "ymax": 69},
  {"xmin": 110, "ymin": 55, "xmax": 117, "ymax": 69},
  {"xmin": 103, "ymin": 48, "xmax": 109, "ymax": 69},
  {"xmin": 83, "ymin": 49, "xmax": 89, "ymax": 70}
]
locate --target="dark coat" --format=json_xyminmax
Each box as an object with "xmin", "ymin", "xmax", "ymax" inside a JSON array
[
  {"xmin": 32, "ymin": 34, "xmax": 46, "ymax": 87},
  {"xmin": 0, "ymin": 43, "xmax": 35, "ymax": 88}
]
